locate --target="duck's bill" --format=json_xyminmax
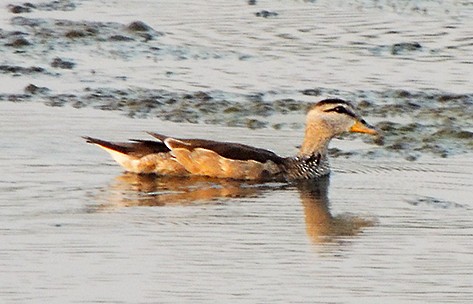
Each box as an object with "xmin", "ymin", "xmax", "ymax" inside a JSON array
[{"xmin": 350, "ymin": 120, "xmax": 378, "ymax": 135}]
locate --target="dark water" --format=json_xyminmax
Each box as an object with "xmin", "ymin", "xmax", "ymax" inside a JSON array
[{"xmin": 1, "ymin": 0, "xmax": 473, "ymax": 303}]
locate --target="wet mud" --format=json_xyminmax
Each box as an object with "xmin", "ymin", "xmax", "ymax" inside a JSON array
[{"xmin": 3, "ymin": 83, "xmax": 471, "ymax": 160}]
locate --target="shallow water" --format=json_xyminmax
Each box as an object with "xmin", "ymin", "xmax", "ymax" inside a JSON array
[{"xmin": 1, "ymin": 0, "xmax": 473, "ymax": 303}]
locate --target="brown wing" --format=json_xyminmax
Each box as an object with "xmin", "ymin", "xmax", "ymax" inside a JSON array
[
  {"xmin": 83, "ymin": 136, "xmax": 169, "ymax": 158},
  {"xmin": 147, "ymin": 132, "xmax": 284, "ymax": 164}
]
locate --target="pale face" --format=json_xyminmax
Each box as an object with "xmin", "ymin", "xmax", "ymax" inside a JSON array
[{"xmin": 306, "ymin": 100, "xmax": 377, "ymax": 137}]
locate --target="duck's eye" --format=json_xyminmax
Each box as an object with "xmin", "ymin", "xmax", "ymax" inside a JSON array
[{"xmin": 331, "ymin": 106, "xmax": 347, "ymax": 114}]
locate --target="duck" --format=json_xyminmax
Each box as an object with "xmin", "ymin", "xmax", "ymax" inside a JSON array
[{"xmin": 84, "ymin": 98, "xmax": 378, "ymax": 181}]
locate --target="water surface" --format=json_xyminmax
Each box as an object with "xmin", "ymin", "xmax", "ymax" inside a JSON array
[{"xmin": 1, "ymin": 0, "xmax": 473, "ymax": 303}]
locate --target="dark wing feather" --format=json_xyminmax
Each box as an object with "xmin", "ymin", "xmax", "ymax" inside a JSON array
[
  {"xmin": 188, "ymin": 139, "xmax": 284, "ymax": 164},
  {"xmin": 147, "ymin": 132, "xmax": 167, "ymax": 142},
  {"xmin": 83, "ymin": 136, "xmax": 169, "ymax": 158}
]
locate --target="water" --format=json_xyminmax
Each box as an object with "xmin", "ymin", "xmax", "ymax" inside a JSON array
[
  {"xmin": 1, "ymin": 101, "xmax": 472, "ymax": 303},
  {"xmin": 1, "ymin": 0, "xmax": 473, "ymax": 303}
]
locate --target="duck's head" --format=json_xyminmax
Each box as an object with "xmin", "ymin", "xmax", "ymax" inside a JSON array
[
  {"xmin": 306, "ymin": 98, "xmax": 378, "ymax": 137},
  {"xmin": 300, "ymin": 98, "xmax": 378, "ymax": 155}
]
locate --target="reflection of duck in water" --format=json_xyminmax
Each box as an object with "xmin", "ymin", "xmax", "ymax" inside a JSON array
[
  {"xmin": 93, "ymin": 174, "xmax": 376, "ymax": 243},
  {"xmin": 297, "ymin": 177, "xmax": 376, "ymax": 244},
  {"xmin": 95, "ymin": 173, "xmax": 266, "ymax": 207},
  {"xmin": 84, "ymin": 98, "xmax": 378, "ymax": 181}
]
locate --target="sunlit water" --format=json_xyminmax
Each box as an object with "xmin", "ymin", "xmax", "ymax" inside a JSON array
[{"xmin": 1, "ymin": 0, "xmax": 473, "ymax": 303}]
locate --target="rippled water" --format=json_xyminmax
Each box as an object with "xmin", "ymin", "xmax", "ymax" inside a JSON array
[
  {"xmin": 3, "ymin": 0, "xmax": 473, "ymax": 93},
  {"xmin": 1, "ymin": 0, "xmax": 473, "ymax": 303}
]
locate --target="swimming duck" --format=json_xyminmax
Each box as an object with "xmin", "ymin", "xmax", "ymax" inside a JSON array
[{"xmin": 84, "ymin": 98, "xmax": 378, "ymax": 181}]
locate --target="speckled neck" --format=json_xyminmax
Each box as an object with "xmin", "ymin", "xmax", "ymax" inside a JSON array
[{"xmin": 282, "ymin": 153, "xmax": 331, "ymax": 180}]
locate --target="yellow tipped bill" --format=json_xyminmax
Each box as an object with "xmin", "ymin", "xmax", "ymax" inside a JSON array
[{"xmin": 350, "ymin": 120, "xmax": 378, "ymax": 135}]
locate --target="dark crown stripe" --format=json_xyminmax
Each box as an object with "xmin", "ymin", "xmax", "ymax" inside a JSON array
[
  {"xmin": 308, "ymin": 98, "xmax": 353, "ymax": 112},
  {"xmin": 316, "ymin": 98, "xmax": 350, "ymax": 106}
]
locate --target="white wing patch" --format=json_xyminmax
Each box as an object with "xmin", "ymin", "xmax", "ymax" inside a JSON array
[{"xmin": 93, "ymin": 143, "xmax": 187, "ymax": 175}]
